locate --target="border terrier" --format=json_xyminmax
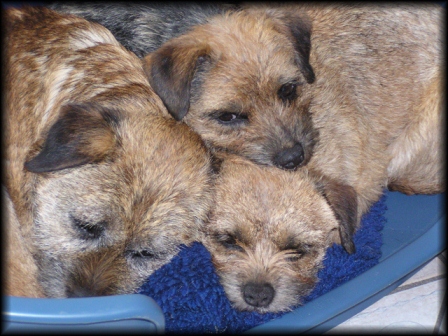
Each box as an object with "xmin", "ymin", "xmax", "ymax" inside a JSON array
[
  {"xmin": 146, "ymin": 2, "xmax": 443, "ymax": 207},
  {"xmin": 3, "ymin": 6, "xmax": 213, "ymax": 298},
  {"xmin": 204, "ymin": 4, "xmax": 444, "ymax": 313},
  {"xmin": 203, "ymin": 156, "xmax": 356, "ymax": 313},
  {"xmin": 50, "ymin": 2, "xmax": 318, "ymax": 170}
]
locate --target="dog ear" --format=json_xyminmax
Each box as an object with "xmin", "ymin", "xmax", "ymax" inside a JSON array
[
  {"xmin": 281, "ymin": 13, "xmax": 315, "ymax": 84},
  {"xmin": 143, "ymin": 42, "xmax": 210, "ymax": 121},
  {"xmin": 315, "ymin": 176, "xmax": 358, "ymax": 254},
  {"xmin": 25, "ymin": 104, "xmax": 118, "ymax": 173}
]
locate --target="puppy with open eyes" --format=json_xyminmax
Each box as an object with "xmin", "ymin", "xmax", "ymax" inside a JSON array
[
  {"xmin": 4, "ymin": 6, "xmax": 213, "ymax": 298},
  {"xmin": 146, "ymin": 3, "xmax": 444, "ymax": 223},
  {"xmin": 50, "ymin": 1, "xmax": 318, "ymax": 171}
]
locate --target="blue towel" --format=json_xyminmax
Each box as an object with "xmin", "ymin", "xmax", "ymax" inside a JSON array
[{"xmin": 138, "ymin": 194, "xmax": 387, "ymax": 333}]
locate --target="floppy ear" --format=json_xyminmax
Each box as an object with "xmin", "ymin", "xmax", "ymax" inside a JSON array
[
  {"xmin": 143, "ymin": 41, "xmax": 210, "ymax": 121},
  {"xmin": 282, "ymin": 13, "xmax": 315, "ymax": 84},
  {"xmin": 315, "ymin": 177, "xmax": 358, "ymax": 254},
  {"xmin": 25, "ymin": 104, "xmax": 118, "ymax": 173}
]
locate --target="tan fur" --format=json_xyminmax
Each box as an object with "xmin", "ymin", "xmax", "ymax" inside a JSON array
[
  {"xmin": 387, "ymin": 74, "xmax": 445, "ymax": 194},
  {"xmin": 303, "ymin": 3, "xmax": 443, "ymax": 218},
  {"xmin": 238, "ymin": 3, "xmax": 444, "ymax": 222},
  {"xmin": 142, "ymin": 3, "xmax": 444, "ymax": 227},
  {"xmin": 4, "ymin": 6, "xmax": 213, "ymax": 298},
  {"xmin": 202, "ymin": 156, "xmax": 350, "ymax": 313},
  {"xmin": 201, "ymin": 3, "xmax": 443, "ymax": 313},
  {"xmin": 3, "ymin": 186, "xmax": 45, "ymax": 298},
  {"xmin": 143, "ymin": 8, "xmax": 318, "ymax": 171}
]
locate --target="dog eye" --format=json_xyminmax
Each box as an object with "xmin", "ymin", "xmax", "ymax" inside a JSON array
[
  {"xmin": 216, "ymin": 112, "xmax": 248, "ymax": 125},
  {"xmin": 283, "ymin": 243, "xmax": 313, "ymax": 262},
  {"xmin": 71, "ymin": 216, "xmax": 105, "ymax": 240},
  {"xmin": 215, "ymin": 234, "xmax": 244, "ymax": 252},
  {"xmin": 126, "ymin": 249, "xmax": 157, "ymax": 259},
  {"xmin": 285, "ymin": 251, "xmax": 307, "ymax": 262},
  {"xmin": 278, "ymin": 82, "xmax": 298, "ymax": 102},
  {"xmin": 284, "ymin": 251, "xmax": 305, "ymax": 262}
]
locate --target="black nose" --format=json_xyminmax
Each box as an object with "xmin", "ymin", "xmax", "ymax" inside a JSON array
[
  {"xmin": 243, "ymin": 282, "xmax": 275, "ymax": 308},
  {"xmin": 274, "ymin": 143, "xmax": 304, "ymax": 170}
]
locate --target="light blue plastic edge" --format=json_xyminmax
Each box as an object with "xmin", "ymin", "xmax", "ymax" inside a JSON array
[
  {"xmin": 2, "ymin": 294, "xmax": 165, "ymax": 334},
  {"xmin": 245, "ymin": 192, "xmax": 445, "ymax": 334}
]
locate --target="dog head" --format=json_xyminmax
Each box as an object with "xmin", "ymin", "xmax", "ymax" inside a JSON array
[
  {"xmin": 143, "ymin": 8, "xmax": 317, "ymax": 171},
  {"xmin": 25, "ymin": 103, "xmax": 213, "ymax": 297},
  {"xmin": 202, "ymin": 157, "xmax": 357, "ymax": 312}
]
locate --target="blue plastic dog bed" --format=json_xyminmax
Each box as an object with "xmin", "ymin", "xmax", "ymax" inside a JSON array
[
  {"xmin": 3, "ymin": 191, "xmax": 445, "ymax": 334},
  {"xmin": 3, "ymin": 1, "xmax": 445, "ymax": 332}
]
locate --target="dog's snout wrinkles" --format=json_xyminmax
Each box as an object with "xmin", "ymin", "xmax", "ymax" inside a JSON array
[
  {"xmin": 274, "ymin": 143, "xmax": 304, "ymax": 170},
  {"xmin": 243, "ymin": 282, "xmax": 275, "ymax": 308}
]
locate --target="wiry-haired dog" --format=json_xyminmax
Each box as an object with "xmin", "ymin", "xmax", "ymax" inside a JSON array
[
  {"xmin": 203, "ymin": 156, "xmax": 356, "ymax": 313},
  {"xmin": 204, "ymin": 3, "xmax": 444, "ymax": 313},
  {"xmin": 3, "ymin": 6, "xmax": 213, "ymax": 298},
  {"xmin": 50, "ymin": 2, "xmax": 318, "ymax": 171}
]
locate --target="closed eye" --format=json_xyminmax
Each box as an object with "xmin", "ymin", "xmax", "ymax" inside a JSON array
[
  {"xmin": 284, "ymin": 251, "xmax": 305, "ymax": 262},
  {"xmin": 214, "ymin": 233, "xmax": 244, "ymax": 252},
  {"xmin": 71, "ymin": 215, "xmax": 105, "ymax": 240},
  {"xmin": 126, "ymin": 249, "xmax": 159, "ymax": 260},
  {"xmin": 283, "ymin": 243, "xmax": 313, "ymax": 262}
]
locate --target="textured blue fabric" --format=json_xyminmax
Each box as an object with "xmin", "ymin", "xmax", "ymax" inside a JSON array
[{"xmin": 138, "ymin": 194, "xmax": 387, "ymax": 333}]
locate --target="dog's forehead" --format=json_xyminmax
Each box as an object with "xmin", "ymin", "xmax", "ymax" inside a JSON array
[
  {"xmin": 116, "ymin": 115, "xmax": 209, "ymax": 187},
  {"xmin": 213, "ymin": 162, "xmax": 338, "ymax": 239},
  {"xmin": 238, "ymin": 199, "xmax": 334, "ymax": 243},
  {"xmin": 204, "ymin": 13, "xmax": 300, "ymax": 82},
  {"xmin": 47, "ymin": 114, "xmax": 210, "ymax": 241}
]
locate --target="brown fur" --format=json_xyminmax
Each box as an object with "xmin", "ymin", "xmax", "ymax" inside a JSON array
[
  {"xmin": 143, "ymin": 8, "xmax": 318, "ymax": 171},
  {"xmin": 202, "ymin": 3, "xmax": 443, "ymax": 313},
  {"xmin": 143, "ymin": 3, "xmax": 443, "ymax": 224},
  {"xmin": 3, "ymin": 186, "xmax": 45, "ymax": 298},
  {"xmin": 239, "ymin": 3, "xmax": 444, "ymax": 221},
  {"xmin": 295, "ymin": 3, "xmax": 443, "ymax": 218},
  {"xmin": 387, "ymin": 74, "xmax": 445, "ymax": 194},
  {"xmin": 202, "ymin": 156, "xmax": 356, "ymax": 313},
  {"xmin": 3, "ymin": 6, "xmax": 213, "ymax": 298}
]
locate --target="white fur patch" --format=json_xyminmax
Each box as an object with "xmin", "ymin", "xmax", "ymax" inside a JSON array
[
  {"xmin": 69, "ymin": 28, "xmax": 119, "ymax": 50},
  {"xmin": 42, "ymin": 66, "xmax": 74, "ymax": 126}
]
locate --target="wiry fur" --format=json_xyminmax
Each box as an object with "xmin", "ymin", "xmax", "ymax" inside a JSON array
[
  {"xmin": 204, "ymin": 3, "xmax": 444, "ymax": 313},
  {"xmin": 3, "ymin": 6, "xmax": 213, "ymax": 298},
  {"xmin": 283, "ymin": 2, "xmax": 445, "ymax": 221},
  {"xmin": 3, "ymin": 186, "xmax": 45, "ymax": 298},
  {"xmin": 48, "ymin": 1, "xmax": 234, "ymax": 58},
  {"xmin": 48, "ymin": 2, "xmax": 320, "ymax": 170},
  {"xmin": 50, "ymin": 2, "xmax": 444, "ymax": 209},
  {"xmin": 40, "ymin": 3, "xmax": 444, "ymax": 310},
  {"xmin": 143, "ymin": 8, "xmax": 318, "ymax": 170},
  {"xmin": 203, "ymin": 156, "xmax": 349, "ymax": 313}
]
